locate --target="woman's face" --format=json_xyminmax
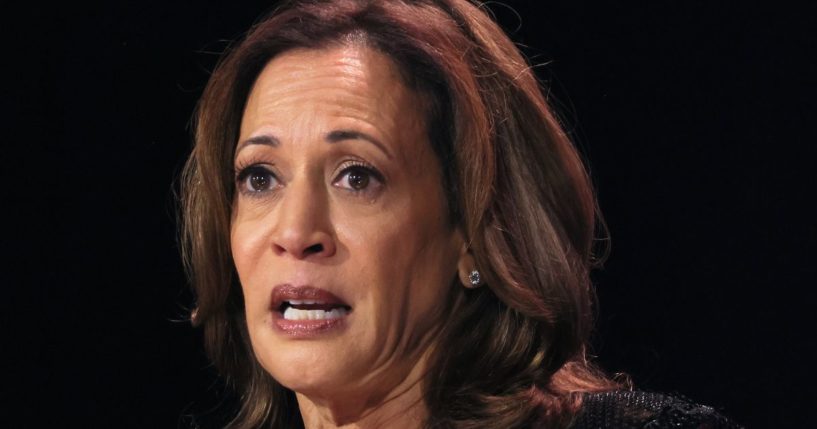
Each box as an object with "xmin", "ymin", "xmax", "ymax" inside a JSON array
[{"xmin": 231, "ymin": 45, "xmax": 465, "ymax": 402}]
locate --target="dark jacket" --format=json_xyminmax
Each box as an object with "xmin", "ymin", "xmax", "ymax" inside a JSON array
[{"xmin": 569, "ymin": 391, "xmax": 742, "ymax": 429}]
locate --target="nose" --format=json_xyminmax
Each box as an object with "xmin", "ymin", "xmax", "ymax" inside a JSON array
[{"xmin": 270, "ymin": 178, "xmax": 336, "ymax": 260}]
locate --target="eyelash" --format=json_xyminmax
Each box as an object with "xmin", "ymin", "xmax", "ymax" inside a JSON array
[
  {"xmin": 234, "ymin": 163, "xmax": 276, "ymax": 197},
  {"xmin": 336, "ymin": 160, "xmax": 385, "ymax": 193},
  {"xmin": 233, "ymin": 159, "xmax": 385, "ymax": 198}
]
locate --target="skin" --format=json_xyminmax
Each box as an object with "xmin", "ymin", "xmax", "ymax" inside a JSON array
[{"xmin": 231, "ymin": 44, "xmax": 472, "ymax": 428}]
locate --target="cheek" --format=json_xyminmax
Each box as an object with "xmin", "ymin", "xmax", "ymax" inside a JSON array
[
  {"xmin": 230, "ymin": 219, "xmax": 272, "ymax": 313},
  {"xmin": 345, "ymin": 200, "xmax": 456, "ymax": 318}
]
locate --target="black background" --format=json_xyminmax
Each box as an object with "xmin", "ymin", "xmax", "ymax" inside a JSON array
[{"xmin": 7, "ymin": 1, "xmax": 816, "ymax": 427}]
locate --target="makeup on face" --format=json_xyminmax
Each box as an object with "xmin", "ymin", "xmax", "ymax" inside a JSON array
[
  {"xmin": 270, "ymin": 284, "xmax": 352, "ymax": 337},
  {"xmin": 231, "ymin": 44, "xmax": 463, "ymax": 408}
]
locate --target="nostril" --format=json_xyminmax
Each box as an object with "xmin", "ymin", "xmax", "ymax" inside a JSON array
[{"xmin": 305, "ymin": 243, "xmax": 324, "ymax": 255}]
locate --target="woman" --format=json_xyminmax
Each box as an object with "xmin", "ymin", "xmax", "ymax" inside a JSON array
[{"xmin": 180, "ymin": 0, "xmax": 739, "ymax": 427}]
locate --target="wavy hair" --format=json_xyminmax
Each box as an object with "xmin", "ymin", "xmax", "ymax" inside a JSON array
[{"xmin": 179, "ymin": 0, "xmax": 625, "ymax": 427}]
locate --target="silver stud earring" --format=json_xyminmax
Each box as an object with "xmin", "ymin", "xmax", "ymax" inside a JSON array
[{"xmin": 468, "ymin": 269, "xmax": 481, "ymax": 287}]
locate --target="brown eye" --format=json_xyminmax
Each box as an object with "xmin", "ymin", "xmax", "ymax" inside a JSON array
[
  {"xmin": 249, "ymin": 171, "xmax": 270, "ymax": 191},
  {"xmin": 236, "ymin": 165, "xmax": 277, "ymax": 194},
  {"xmin": 333, "ymin": 162, "xmax": 384, "ymax": 195},
  {"xmin": 346, "ymin": 168, "xmax": 370, "ymax": 190}
]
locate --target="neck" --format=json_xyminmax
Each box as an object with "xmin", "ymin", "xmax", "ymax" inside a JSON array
[{"xmin": 295, "ymin": 353, "xmax": 431, "ymax": 429}]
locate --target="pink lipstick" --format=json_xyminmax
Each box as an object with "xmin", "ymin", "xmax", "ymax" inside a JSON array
[{"xmin": 270, "ymin": 284, "xmax": 352, "ymax": 337}]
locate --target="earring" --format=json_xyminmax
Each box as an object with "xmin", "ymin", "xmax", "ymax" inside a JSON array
[{"xmin": 468, "ymin": 269, "xmax": 481, "ymax": 287}]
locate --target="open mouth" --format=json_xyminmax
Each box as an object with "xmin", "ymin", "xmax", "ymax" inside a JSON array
[
  {"xmin": 271, "ymin": 284, "xmax": 353, "ymax": 324},
  {"xmin": 277, "ymin": 300, "xmax": 352, "ymax": 321}
]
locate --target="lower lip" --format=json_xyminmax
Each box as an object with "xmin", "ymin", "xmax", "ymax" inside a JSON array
[{"xmin": 271, "ymin": 311, "xmax": 350, "ymax": 337}]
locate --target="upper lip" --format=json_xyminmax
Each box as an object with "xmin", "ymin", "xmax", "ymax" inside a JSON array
[{"xmin": 271, "ymin": 284, "xmax": 351, "ymax": 311}]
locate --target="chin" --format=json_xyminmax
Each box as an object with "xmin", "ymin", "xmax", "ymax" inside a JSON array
[{"xmin": 254, "ymin": 337, "xmax": 360, "ymax": 396}]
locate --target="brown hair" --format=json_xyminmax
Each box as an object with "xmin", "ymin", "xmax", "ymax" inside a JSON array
[{"xmin": 180, "ymin": 0, "xmax": 625, "ymax": 427}]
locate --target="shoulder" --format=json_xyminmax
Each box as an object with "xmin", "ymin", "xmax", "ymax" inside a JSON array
[{"xmin": 568, "ymin": 390, "xmax": 743, "ymax": 429}]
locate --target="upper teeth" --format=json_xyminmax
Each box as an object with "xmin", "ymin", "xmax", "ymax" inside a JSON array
[
  {"xmin": 283, "ymin": 307, "xmax": 348, "ymax": 320},
  {"xmin": 287, "ymin": 300, "xmax": 321, "ymax": 305}
]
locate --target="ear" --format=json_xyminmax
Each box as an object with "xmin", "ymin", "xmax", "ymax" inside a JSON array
[{"xmin": 455, "ymin": 231, "xmax": 482, "ymax": 288}]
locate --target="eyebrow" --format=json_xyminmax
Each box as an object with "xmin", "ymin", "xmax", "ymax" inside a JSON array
[
  {"xmin": 235, "ymin": 130, "xmax": 393, "ymax": 159},
  {"xmin": 235, "ymin": 134, "xmax": 279, "ymax": 155},
  {"xmin": 325, "ymin": 129, "xmax": 393, "ymax": 159}
]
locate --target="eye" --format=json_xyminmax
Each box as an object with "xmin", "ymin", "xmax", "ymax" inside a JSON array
[
  {"xmin": 340, "ymin": 167, "xmax": 370, "ymax": 190},
  {"xmin": 236, "ymin": 165, "xmax": 278, "ymax": 195},
  {"xmin": 334, "ymin": 163, "xmax": 384, "ymax": 193}
]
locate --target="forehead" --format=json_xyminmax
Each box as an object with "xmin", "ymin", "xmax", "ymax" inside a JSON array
[
  {"xmin": 239, "ymin": 44, "xmax": 427, "ymax": 147},
  {"xmin": 254, "ymin": 44, "xmax": 404, "ymax": 93}
]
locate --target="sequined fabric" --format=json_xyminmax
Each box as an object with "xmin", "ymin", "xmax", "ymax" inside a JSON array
[{"xmin": 570, "ymin": 391, "xmax": 743, "ymax": 429}]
